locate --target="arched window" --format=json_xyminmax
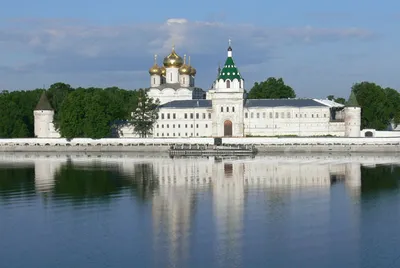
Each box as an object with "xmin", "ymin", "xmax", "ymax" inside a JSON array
[
  {"xmin": 170, "ymin": 73, "xmax": 172, "ymax": 81},
  {"xmin": 183, "ymin": 77, "xmax": 185, "ymax": 84},
  {"xmin": 153, "ymin": 78, "xmax": 156, "ymax": 84},
  {"xmin": 226, "ymin": 80, "xmax": 230, "ymax": 88}
]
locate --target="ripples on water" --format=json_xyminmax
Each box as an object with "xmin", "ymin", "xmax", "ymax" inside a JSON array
[{"xmin": 1, "ymin": 153, "xmax": 400, "ymax": 268}]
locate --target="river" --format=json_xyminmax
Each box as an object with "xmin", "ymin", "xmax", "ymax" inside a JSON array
[{"xmin": 1, "ymin": 152, "xmax": 400, "ymax": 268}]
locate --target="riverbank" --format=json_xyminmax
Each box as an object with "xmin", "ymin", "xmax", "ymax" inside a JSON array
[{"xmin": 1, "ymin": 137, "xmax": 400, "ymax": 153}]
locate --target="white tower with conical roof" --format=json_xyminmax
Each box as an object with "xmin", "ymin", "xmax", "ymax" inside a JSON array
[
  {"xmin": 211, "ymin": 41, "xmax": 245, "ymax": 137},
  {"xmin": 34, "ymin": 92, "xmax": 60, "ymax": 138}
]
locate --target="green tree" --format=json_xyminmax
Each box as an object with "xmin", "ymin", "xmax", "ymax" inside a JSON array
[
  {"xmin": 248, "ymin": 77, "xmax": 296, "ymax": 99},
  {"xmin": 47, "ymin": 82, "xmax": 73, "ymax": 129},
  {"xmin": 383, "ymin": 87, "xmax": 400, "ymax": 127},
  {"xmin": 352, "ymin": 82, "xmax": 391, "ymax": 130},
  {"xmin": 335, "ymin": 97, "xmax": 346, "ymax": 104},
  {"xmin": 326, "ymin": 95, "xmax": 345, "ymax": 104},
  {"xmin": 130, "ymin": 89, "xmax": 159, "ymax": 137}
]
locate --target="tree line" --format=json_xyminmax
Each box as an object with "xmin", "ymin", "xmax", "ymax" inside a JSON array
[
  {"xmin": 0, "ymin": 82, "xmax": 158, "ymax": 139},
  {"xmin": 1, "ymin": 78, "xmax": 399, "ymax": 139}
]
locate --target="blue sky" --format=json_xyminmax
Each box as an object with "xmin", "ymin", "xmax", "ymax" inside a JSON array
[{"xmin": 0, "ymin": 0, "xmax": 400, "ymax": 98}]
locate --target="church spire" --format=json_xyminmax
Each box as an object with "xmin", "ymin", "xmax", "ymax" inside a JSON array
[{"xmin": 227, "ymin": 39, "xmax": 233, "ymax": 57}]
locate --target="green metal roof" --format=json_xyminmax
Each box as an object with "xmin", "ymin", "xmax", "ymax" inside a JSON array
[
  {"xmin": 346, "ymin": 90, "xmax": 359, "ymax": 107},
  {"xmin": 217, "ymin": 49, "xmax": 242, "ymax": 81}
]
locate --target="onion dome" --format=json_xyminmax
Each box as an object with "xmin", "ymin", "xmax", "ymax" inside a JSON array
[
  {"xmin": 149, "ymin": 54, "xmax": 161, "ymax": 75},
  {"xmin": 179, "ymin": 54, "xmax": 192, "ymax": 75},
  {"xmin": 188, "ymin": 56, "xmax": 196, "ymax": 76},
  {"xmin": 160, "ymin": 66, "xmax": 166, "ymax": 76},
  {"xmin": 163, "ymin": 46, "xmax": 183, "ymax": 68}
]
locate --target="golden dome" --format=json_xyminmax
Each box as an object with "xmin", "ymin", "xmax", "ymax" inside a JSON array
[
  {"xmin": 188, "ymin": 55, "xmax": 196, "ymax": 76},
  {"xmin": 149, "ymin": 54, "xmax": 161, "ymax": 75},
  {"xmin": 179, "ymin": 54, "xmax": 192, "ymax": 75},
  {"xmin": 160, "ymin": 66, "xmax": 166, "ymax": 76},
  {"xmin": 163, "ymin": 46, "xmax": 183, "ymax": 68}
]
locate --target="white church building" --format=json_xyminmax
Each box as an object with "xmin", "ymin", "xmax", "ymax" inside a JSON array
[{"xmin": 34, "ymin": 43, "xmax": 362, "ymax": 138}]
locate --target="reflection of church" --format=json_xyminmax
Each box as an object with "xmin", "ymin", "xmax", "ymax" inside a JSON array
[{"xmin": 0, "ymin": 153, "xmax": 380, "ymax": 266}]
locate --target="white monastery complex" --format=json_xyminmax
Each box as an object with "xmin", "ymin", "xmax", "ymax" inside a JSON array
[{"xmin": 34, "ymin": 42, "xmax": 364, "ymax": 139}]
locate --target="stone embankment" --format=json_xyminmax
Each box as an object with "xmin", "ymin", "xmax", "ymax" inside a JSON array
[{"xmin": 1, "ymin": 137, "xmax": 400, "ymax": 153}]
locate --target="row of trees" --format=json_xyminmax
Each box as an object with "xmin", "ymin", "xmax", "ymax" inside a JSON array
[
  {"xmin": 0, "ymin": 82, "xmax": 159, "ymax": 139},
  {"xmin": 1, "ymin": 78, "xmax": 400, "ymax": 139}
]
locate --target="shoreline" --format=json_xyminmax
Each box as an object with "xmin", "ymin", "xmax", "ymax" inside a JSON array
[{"xmin": 1, "ymin": 137, "xmax": 400, "ymax": 153}]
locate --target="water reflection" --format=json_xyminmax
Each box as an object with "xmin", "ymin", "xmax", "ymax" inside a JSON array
[{"xmin": 1, "ymin": 153, "xmax": 400, "ymax": 267}]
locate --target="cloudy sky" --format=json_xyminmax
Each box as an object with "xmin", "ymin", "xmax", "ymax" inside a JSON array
[{"xmin": 0, "ymin": 0, "xmax": 399, "ymax": 98}]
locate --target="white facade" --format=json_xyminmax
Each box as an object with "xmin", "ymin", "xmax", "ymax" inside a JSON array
[
  {"xmin": 34, "ymin": 43, "xmax": 363, "ymax": 139},
  {"xmin": 150, "ymin": 45, "xmax": 361, "ymax": 138},
  {"xmin": 34, "ymin": 111, "xmax": 60, "ymax": 138}
]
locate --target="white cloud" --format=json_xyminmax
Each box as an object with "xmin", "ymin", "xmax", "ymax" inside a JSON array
[{"xmin": 0, "ymin": 18, "xmax": 376, "ymax": 91}]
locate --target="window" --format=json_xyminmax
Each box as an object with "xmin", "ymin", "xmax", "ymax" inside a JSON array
[
  {"xmin": 287, "ymin": 112, "xmax": 291, "ymax": 118},
  {"xmin": 245, "ymin": 113, "xmax": 248, "ymax": 118},
  {"xmin": 162, "ymin": 133, "xmax": 164, "ymax": 136},
  {"xmin": 208, "ymin": 113, "xmax": 211, "ymax": 119},
  {"xmin": 190, "ymin": 113, "xmax": 193, "ymax": 119},
  {"xmin": 184, "ymin": 113, "xmax": 187, "ymax": 119},
  {"xmin": 167, "ymin": 133, "xmax": 169, "ymax": 136},
  {"xmin": 157, "ymin": 133, "xmax": 159, "ymax": 136},
  {"xmin": 312, "ymin": 114, "xmax": 314, "ymax": 118},
  {"xmin": 157, "ymin": 124, "xmax": 159, "ymax": 128},
  {"xmin": 162, "ymin": 124, "xmax": 164, "ymax": 128},
  {"xmin": 257, "ymin": 113, "xmax": 260, "ymax": 118},
  {"xmin": 178, "ymin": 124, "xmax": 180, "ymax": 128},
  {"xmin": 196, "ymin": 133, "xmax": 199, "ymax": 136},
  {"xmin": 196, "ymin": 124, "xmax": 199, "ymax": 128},
  {"xmin": 161, "ymin": 114, "xmax": 164, "ymax": 119},
  {"xmin": 232, "ymin": 107, "xmax": 235, "ymax": 112},
  {"xmin": 173, "ymin": 113, "xmax": 176, "ymax": 119},
  {"xmin": 317, "ymin": 114, "xmax": 319, "ymax": 118},
  {"xmin": 281, "ymin": 112, "xmax": 284, "ymax": 118},
  {"xmin": 167, "ymin": 113, "xmax": 170, "ymax": 119},
  {"xmin": 153, "ymin": 78, "xmax": 155, "ymax": 84},
  {"xmin": 203, "ymin": 113, "xmax": 206, "ymax": 119},
  {"xmin": 205, "ymin": 124, "xmax": 208, "ymax": 128},
  {"xmin": 173, "ymin": 133, "xmax": 175, "ymax": 136},
  {"xmin": 275, "ymin": 112, "xmax": 279, "ymax": 118},
  {"xmin": 173, "ymin": 124, "xmax": 175, "ymax": 128},
  {"xmin": 185, "ymin": 124, "xmax": 187, "ymax": 128},
  {"xmin": 226, "ymin": 80, "xmax": 231, "ymax": 88},
  {"xmin": 221, "ymin": 107, "xmax": 223, "ymax": 112},
  {"xmin": 227, "ymin": 107, "xmax": 229, "ymax": 112},
  {"xmin": 167, "ymin": 124, "xmax": 169, "ymax": 128},
  {"xmin": 191, "ymin": 124, "xmax": 193, "ymax": 128},
  {"xmin": 251, "ymin": 113, "xmax": 254, "ymax": 118},
  {"xmin": 196, "ymin": 113, "xmax": 199, "ymax": 119},
  {"xmin": 324, "ymin": 114, "xmax": 327, "ymax": 118},
  {"xmin": 183, "ymin": 77, "xmax": 185, "ymax": 84},
  {"xmin": 178, "ymin": 133, "xmax": 180, "ymax": 136},
  {"xmin": 269, "ymin": 112, "xmax": 273, "ymax": 118},
  {"xmin": 185, "ymin": 133, "xmax": 188, "ymax": 136},
  {"xmin": 263, "ymin": 112, "xmax": 266, "ymax": 118},
  {"xmin": 170, "ymin": 73, "xmax": 172, "ymax": 81}
]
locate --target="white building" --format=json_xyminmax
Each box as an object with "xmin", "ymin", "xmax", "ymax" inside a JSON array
[
  {"xmin": 148, "ymin": 43, "xmax": 361, "ymax": 138},
  {"xmin": 34, "ymin": 43, "xmax": 361, "ymax": 138}
]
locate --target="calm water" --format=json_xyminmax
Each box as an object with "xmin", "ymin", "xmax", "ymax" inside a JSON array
[{"xmin": 1, "ymin": 153, "xmax": 400, "ymax": 268}]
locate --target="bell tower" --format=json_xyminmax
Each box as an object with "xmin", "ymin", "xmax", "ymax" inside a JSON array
[{"xmin": 212, "ymin": 40, "xmax": 245, "ymax": 137}]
